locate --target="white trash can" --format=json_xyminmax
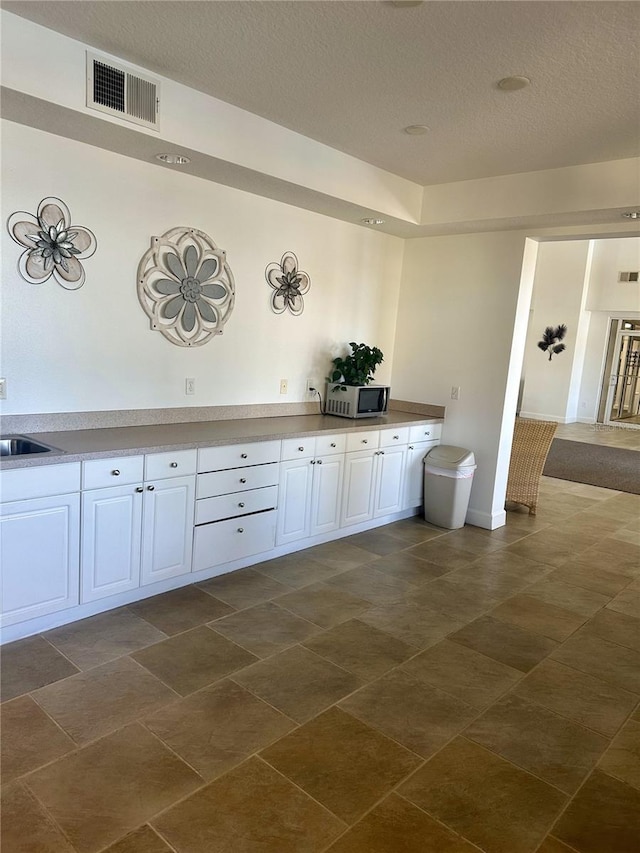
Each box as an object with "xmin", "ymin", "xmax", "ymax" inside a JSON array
[{"xmin": 423, "ymin": 445, "xmax": 476, "ymax": 529}]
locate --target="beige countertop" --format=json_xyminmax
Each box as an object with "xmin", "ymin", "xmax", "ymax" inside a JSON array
[{"xmin": 1, "ymin": 412, "xmax": 442, "ymax": 470}]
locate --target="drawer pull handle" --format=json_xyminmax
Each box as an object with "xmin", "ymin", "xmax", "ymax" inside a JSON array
[
  {"xmin": 393, "ymin": 435, "xmax": 399, "ymax": 440},
  {"xmin": 112, "ymin": 469, "xmax": 120, "ymax": 476},
  {"xmin": 330, "ymin": 442, "xmax": 336, "ymax": 448},
  {"xmin": 135, "ymin": 487, "xmax": 144, "ymax": 493},
  {"xmin": 241, "ymin": 453, "xmax": 248, "ymax": 459},
  {"xmin": 237, "ymin": 527, "xmax": 244, "ymax": 533},
  {"xmin": 238, "ymin": 502, "xmax": 245, "ymax": 508},
  {"xmin": 425, "ymin": 431, "xmax": 430, "ymax": 436},
  {"xmin": 170, "ymin": 462, "xmax": 178, "ymax": 468},
  {"xmin": 298, "ymin": 446, "xmax": 304, "ymax": 452},
  {"xmin": 409, "ymin": 445, "xmax": 414, "ymax": 450},
  {"xmin": 147, "ymin": 485, "xmax": 155, "ymax": 491},
  {"xmin": 362, "ymin": 439, "xmax": 368, "ymax": 444},
  {"xmin": 240, "ymin": 477, "xmax": 247, "ymax": 484}
]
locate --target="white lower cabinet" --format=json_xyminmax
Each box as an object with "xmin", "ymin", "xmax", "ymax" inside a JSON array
[
  {"xmin": 341, "ymin": 443, "xmax": 407, "ymax": 527},
  {"xmin": 1, "ymin": 493, "xmax": 80, "ymax": 626},
  {"xmin": 277, "ymin": 453, "xmax": 344, "ymax": 546},
  {"xmin": 374, "ymin": 445, "xmax": 407, "ymax": 517},
  {"xmin": 404, "ymin": 439, "xmax": 439, "ymax": 509},
  {"xmin": 141, "ymin": 475, "xmax": 196, "ymax": 586}
]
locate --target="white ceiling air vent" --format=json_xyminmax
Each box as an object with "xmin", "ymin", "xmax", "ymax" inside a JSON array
[
  {"xmin": 618, "ymin": 271, "xmax": 640, "ymax": 283},
  {"xmin": 86, "ymin": 52, "xmax": 159, "ymax": 130}
]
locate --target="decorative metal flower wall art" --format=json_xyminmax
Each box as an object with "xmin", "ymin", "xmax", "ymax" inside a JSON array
[
  {"xmin": 7, "ymin": 197, "xmax": 97, "ymax": 290},
  {"xmin": 137, "ymin": 226, "xmax": 235, "ymax": 347},
  {"xmin": 265, "ymin": 251, "xmax": 310, "ymax": 315}
]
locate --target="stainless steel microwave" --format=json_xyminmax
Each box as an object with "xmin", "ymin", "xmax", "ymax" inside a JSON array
[{"xmin": 325, "ymin": 384, "xmax": 390, "ymax": 418}]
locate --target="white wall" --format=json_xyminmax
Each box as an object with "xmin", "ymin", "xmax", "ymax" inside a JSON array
[
  {"xmin": 390, "ymin": 231, "xmax": 533, "ymax": 529},
  {"xmin": 520, "ymin": 241, "xmax": 592, "ymax": 422},
  {"xmin": 0, "ymin": 121, "xmax": 404, "ymax": 415}
]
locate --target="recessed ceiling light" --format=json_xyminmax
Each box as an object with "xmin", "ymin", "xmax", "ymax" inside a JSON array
[
  {"xmin": 622, "ymin": 211, "xmax": 640, "ymax": 219},
  {"xmin": 497, "ymin": 76, "xmax": 531, "ymax": 91},
  {"xmin": 362, "ymin": 218, "xmax": 385, "ymax": 226},
  {"xmin": 155, "ymin": 153, "xmax": 191, "ymax": 165},
  {"xmin": 403, "ymin": 124, "xmax": 430, "ymax": 135}
]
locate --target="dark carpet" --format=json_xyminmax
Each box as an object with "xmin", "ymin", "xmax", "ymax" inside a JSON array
[{"xmin": 543, "ymin": 438, "xmax": 640, "ymax": 495}]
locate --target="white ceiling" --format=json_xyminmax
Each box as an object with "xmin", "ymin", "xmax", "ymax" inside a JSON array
[{"xmin": 3, "ymin": 0, "xmax": 639, "ymax": 186}]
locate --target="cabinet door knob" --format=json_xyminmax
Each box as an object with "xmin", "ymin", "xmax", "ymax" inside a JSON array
[
  {"xmin": 170, "ymin": 461, "xmax": 178, "ymax": 468},
  {"xmin": 409, "ymin": 445, "xmax": 414, "ymax": 450},
  {"xmin": 238, "ymin": 501, "xmax": 245, "ymax": 508},
  {"xmin": 112, "ymin": 469, "xmax": 120, "ymax": 476},
  {"xmin": 237, "ymin": 527, "xmax": 244, "ymax": 533},
  {"xmin": 330, "ymin": 442, "xmax": 336, "ymax": 448},
  {"xmin": 393, "ymin": 435, "xmax": 399, "ymax": 440},
  {"xmin": 310, "ymin": 460, "xmax": 316, "ymax": 464},
  {"xmin": 298, "ymin": 446, "xmax": 304, "ymax": 452},
  {"xmin": 317, "ymin": 459, "xmax": 323, "ymax": 465},
  {"xmin": 147, "ymin": 485, "xmax": 155, "ymax": 491},
  {"xmin": 240, "ymin": 477, "xmax": 247, "ymax": 484},
  {"xmin": 135, "ymin": 487, "xmax": 144, "ymax": 493},
  {"xmin": 241, "ymin": 453, "xmax": 248, "ymax": 459}
]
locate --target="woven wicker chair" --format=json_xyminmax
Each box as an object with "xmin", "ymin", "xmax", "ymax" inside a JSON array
[{"xmin": 506, "ymin": 417, "xmax": 558, "ymax": 516}]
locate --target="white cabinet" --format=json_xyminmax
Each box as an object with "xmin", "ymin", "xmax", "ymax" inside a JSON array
[
  {"xmin": 193, "ymin": 440, "xmax": 280, "ymax": 572},
  {"xmin": 404, "ymin": 440, "xmax": 439, "ymax": 509},
  {"xmin": 341, "ymin": 429, "xmax": 407, "ymax": 527},
  {"xmin": 81, "ymin": 452, "xmax": 196, "ymax": 602},
  {"xmin": 277, "ymin": 445, "xmax": 344, "ymax": 546},
  {"xmin": 1, "ymin": 493, "xmax": 80, "ymax": 626}
]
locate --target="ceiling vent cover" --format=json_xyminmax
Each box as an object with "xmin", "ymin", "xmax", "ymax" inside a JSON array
[
  {"xmin": 618, "ymin": 271, "xmax": 639, "ymax": 283},
  {"xmin": 86, "ymin": 52, "xmax": 159, "ymax": 130}
]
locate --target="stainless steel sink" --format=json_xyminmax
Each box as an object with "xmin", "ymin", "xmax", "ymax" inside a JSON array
[{"xmin": 0, "ymin": 435, "xmax": 59, "ymax": 457}]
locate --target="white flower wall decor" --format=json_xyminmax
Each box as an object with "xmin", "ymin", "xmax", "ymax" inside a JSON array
[
  {"xmin": 137, "ymin": 226, "xmax": 235, "ymax": 347},
  {"xmin": 7, "ymin": 197, "xmax": 97, "ymax": 290}
]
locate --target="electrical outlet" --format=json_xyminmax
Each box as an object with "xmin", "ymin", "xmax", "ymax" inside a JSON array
[
  {"xmin": 0, "ymin": 378, "xmax": 6, "ymax": 400},
  {"xmin": 279, "ymin": 378, "xmax": 288, "ymax": 395},
  {"xmin": 185, "ymin": 377, "xmax": 195, "ymax": 395},
  {"xmin": 307, "ymin": 378, "xmax": 316, "ymax": 396},
  {"xmin": 451, "ymin": 386, "xmax": 460, "ymax": 400}
]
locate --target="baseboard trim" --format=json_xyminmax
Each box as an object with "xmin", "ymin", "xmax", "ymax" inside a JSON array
[
  {"xmin": 519, "ymin": 411, "xmax": 571, "ymax": 424},
  {"xmin": 466, "ymin": 507, "xmax": 506, "ymax": 530}
]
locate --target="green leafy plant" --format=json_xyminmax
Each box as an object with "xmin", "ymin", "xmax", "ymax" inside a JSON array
[{"xmin": 327, "ymin": 342, "xmax": 384, "ymax": 390}]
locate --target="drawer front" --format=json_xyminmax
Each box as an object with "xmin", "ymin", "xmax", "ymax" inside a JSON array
[
  {"xmin": 145, "ymin": 449, "xmax": 197, "ymax": 481},
  {"xmin": 281, "ymin": 437, "xmax": 315, "ymax": 461},
  {"xmin": 83, "ymin": 456, "xmax": 144, "ymax": 490},
  {"xmin": 198, "ymin": 440, "xmax": 281, "ymax": 473},
  {"xmin": 0, "ymin": 462, "xmax": 81, "ymax": 502},
  {"xmin": 409, "ymin": 423, "xmax": 442, "ymax": 443},
  {"xmin": 314, "ymin": 433, "xmax": 346, "ymax": 456},
  {"xmin": 196, "ymin": 462, "xmax": 279, "ymax": 499},
  {"xmin": 380, "ymin": 427, "xmax": 410, "ymax": 448},
  {"xmin": 195, "ymin": 485, "xmax": 278, "ymax": 525},
  {"xmin": 345, "ymin": 430, "xmax": 380, "ymax": 453},
  {"xmin": 193, "ymin": 509, "xmax": 277, "ymax": 572}
]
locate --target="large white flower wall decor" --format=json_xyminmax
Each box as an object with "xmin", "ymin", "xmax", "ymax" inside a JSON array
[
  {"xmin": 7, "ymin": 197, "xmax": 97, "ymax": 290},
  {"xmin": 265, "ymin": 251, "xmax": 311, "ymax": 315},
  {"xmin": 137, "ymin": 227, "xmax": 235, "ymax": 347}
]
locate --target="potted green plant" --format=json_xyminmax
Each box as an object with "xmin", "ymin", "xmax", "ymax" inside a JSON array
[{"xmin": 327, "ymin": 342, "xmax": 384, "ymax": 390}]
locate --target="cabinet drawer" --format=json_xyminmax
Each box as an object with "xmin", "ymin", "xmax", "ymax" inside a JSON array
[
  {"xmin": 345, "ymin": 430, "xmax": 379, "ymax": 453},
  {"xmin": 145, "ymin": 449, "xmax": 197, "ymax": 481},
  {"xmin": 281, "ymin": 437, "xmax": 315, "ymax": 461},
  {"xmin": 198, "ymin": 440, "xmax": 281, "ymax": 473},
  {"xmin": 315, "ymin": 433, "xmax": 346, "ymax": 456},
  {"xmin": 0, "ymin": 462, "xmax": 81, "ymax": 502},
  {"xmin": 195, "ymin": 485, "xmax": 278, "ymax": 525},
  {"xmin": 193, "ymin": 509, "xmax": 277, "ymax": 572},
  {"xmin": 380, "ymin": 427, "xmax": 409, "ymax": 448},
  {"xmin": 409, "ymin": 423, "xmax": 442, "ymax": 443},
  {"xmin": 197, "ymin": 462, "xmax": 279, "ymax": 499},
  {"xmin": 83, "ymin": 455, "xmax": 144, "ymax": 490}
]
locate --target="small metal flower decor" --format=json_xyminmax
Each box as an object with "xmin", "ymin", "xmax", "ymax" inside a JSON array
[
  {"xmin": 137, "ymin": 226, "xmax": 235, "ymax": 347},
  {"xmin": 265, "ymin": 251, "xmax": 311, "ymax": 315},
  {"xmin": 7, "ymin": 197, "xmax": 97, "ymax": 290}
]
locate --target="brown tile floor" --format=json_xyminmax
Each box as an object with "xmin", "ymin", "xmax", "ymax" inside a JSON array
[{"xmin": 2, "ymin": 474, "xmax": 639, "ymax": 852}]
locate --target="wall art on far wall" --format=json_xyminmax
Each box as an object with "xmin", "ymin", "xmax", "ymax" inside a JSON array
[
  {"xmin": 7, "ymin": 196, "xmax": 97, "ymax": 290},
  {"xmin": 137, "ymin": 226, "xmax": 235, "ymax": 347},
  {"xmin": 265, "ymin": 251, "xmax": 311, "ymax": 315},
  {"xmin": 537, "ymin": 324, "xmax": 567, "ymax": 361}
]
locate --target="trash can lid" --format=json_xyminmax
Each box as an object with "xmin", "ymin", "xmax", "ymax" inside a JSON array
[{"xmin": 424, "ymin": 445, "xmax": 475, "ymax": 469}]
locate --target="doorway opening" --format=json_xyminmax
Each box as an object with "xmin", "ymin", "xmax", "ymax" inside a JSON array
[{"xmin": 599, "ymin": 319, "xmax": 640, "ymax": 427}]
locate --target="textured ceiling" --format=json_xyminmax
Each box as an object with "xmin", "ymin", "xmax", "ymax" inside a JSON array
[{"xmin": 2, "ymin": 0, "xmax": 639, "ymax": 185}]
